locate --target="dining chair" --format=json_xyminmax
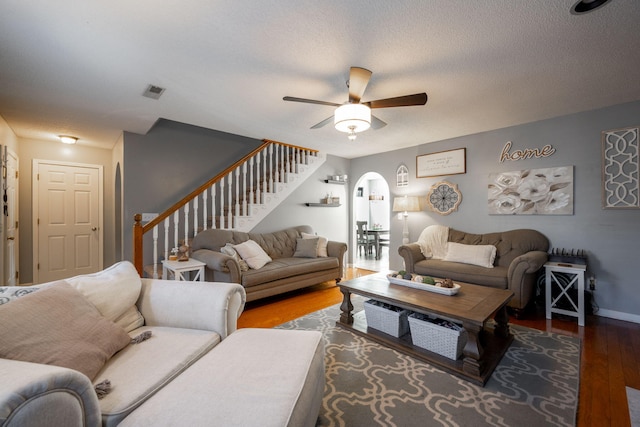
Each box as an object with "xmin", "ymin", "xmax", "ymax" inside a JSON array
[{"xmin": 356, "ymin": 221, "xmax": 376, "ymax": 256}]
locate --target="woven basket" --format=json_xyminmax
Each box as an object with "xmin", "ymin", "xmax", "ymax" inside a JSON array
[
  {"xmin": 408, "ymin": 313, "xmax": 468, "ymax": 360},
  {"xmin": 364, "ymin": 300, "xmax": 410, "ymax": 337}
]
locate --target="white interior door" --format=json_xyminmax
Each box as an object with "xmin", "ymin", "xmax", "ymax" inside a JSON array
[
  {"xmin": 3, "ymin": 148, "xmax": 19, "ymax": 285},
  {"xmin": 33, "ymin": 160, "xmax": 103, "ymax": 284}
]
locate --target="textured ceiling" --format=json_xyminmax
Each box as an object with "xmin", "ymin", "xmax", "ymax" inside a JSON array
[{"xmin": 1, "ymin": 0, "xmax": 639, "ymax": 158}]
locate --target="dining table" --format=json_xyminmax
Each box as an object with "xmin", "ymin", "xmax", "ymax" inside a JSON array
[{"xmin": 366, "ymin": 228, "xmax": 389, "ymax": 260}]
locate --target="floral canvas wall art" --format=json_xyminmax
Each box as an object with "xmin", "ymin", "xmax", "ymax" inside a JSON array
[{"xmin": 488, "ymin": 166, "xmax": 573, "ymax": 215}]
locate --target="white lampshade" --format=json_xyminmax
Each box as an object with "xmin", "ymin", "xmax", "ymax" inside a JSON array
[
  {"xmin": 334, "ymin": 104, "xmax": 371, "ymax": 134},
  {"xmin": 392, "ymin": 195, "xmax": 420, "ymax": 213}
]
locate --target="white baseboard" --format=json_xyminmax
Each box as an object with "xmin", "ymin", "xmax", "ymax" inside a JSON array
[{"xmin": 597, "ymin": 308, "xmax": 640, "ymax": 324}]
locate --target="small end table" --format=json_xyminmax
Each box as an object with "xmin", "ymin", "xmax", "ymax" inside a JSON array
[
  {"xmin": 545, "ymin": 262, "xmax": 587, "ymax": 326},
  {"xmin": 162, "ymin": 259, "xmax": 206, "ymax": 282}
]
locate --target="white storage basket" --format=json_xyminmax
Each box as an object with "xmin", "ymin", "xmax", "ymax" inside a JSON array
[
  {"xmin": 408, "ymin": 312, "xmax": 468, "ymax": 360},
  {"xmin": 364, "ymin": 299, "xmax": 410, "ymax": 337}
]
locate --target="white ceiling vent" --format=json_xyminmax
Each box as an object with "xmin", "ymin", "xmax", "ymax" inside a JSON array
[{"xmin": 143, "ymin": 84, "xmax": 166, "ymax": 100}]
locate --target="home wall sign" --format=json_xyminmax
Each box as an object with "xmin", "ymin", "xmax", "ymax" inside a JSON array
[
  {"xmin": 488, "ymin": 166, "xmax": 573, "ymax": 215},
  {"xmin": 499, "ymin": 141, "xmax": 556, "ymax": 162},
  {"xmin": 602, "ymin": 126, "xmax": 640, "ymax": 209},
  {"xmin": 426, "ymin": 181, "xmax": 462, "ymax": 215},
  {"xmin": 417, "ymin": 148, "xmax": 466, "ymax": 178}
]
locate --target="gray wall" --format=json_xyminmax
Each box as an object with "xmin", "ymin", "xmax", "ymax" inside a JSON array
[
  {"xmin": 350, "ymin": 100, "xmax": 640, "ymax": 322},
  {"xmin": 122, "ymin": 119, "xmax": 262, "ymax": 261}
]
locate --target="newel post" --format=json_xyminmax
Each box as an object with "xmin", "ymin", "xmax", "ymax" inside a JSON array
[{"xmin": 133, "ymin": 213, "xmax": 144, "ymax": 277}]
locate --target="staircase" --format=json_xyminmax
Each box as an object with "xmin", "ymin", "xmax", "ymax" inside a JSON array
[{"xmin": 133, "ymin": 139, "xmax": 325, "ymax": 278}]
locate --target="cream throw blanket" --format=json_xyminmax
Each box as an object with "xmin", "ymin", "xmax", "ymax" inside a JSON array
[{"xmin": 417, "ymin": 225, "xmax": 449, "ymax": 259}]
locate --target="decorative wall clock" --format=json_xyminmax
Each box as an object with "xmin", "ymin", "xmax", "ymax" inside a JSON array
[{"xmin": 427, "ymin": 181, "xmax": 462, "ymax": 215}]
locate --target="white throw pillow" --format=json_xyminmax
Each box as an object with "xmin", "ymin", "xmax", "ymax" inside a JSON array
[
  {"xmin": 64, "ymin": 261, "xmax": 143, "ymax": 325},
  {"xmin": 220, "ymin": 243, "xmax": 250, "ymax": 271},
  {"xmin": 233, "ymin": 240, "xmax": 272, "ymax": 270},
  {"xmin": 301, "ymin": 232, "xmax": 328, "ymax": 257},
  {"xmin": 443, "ymin": 243, "xmax": 497, "ymax": 268}
]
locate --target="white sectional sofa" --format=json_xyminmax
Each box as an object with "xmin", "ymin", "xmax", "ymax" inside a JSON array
[{"xmin": 0, "ymin": 262, "xmax": 325, "ymax": 427}]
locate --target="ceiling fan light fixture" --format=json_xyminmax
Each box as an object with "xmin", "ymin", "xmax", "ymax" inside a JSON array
[
  {"xmin": 570, "ymin": 0, "xmax": 611, "ymax": 14},
  {"xmin": 334, "ymin": 103, "xmax": 371, "ymax": 136}
]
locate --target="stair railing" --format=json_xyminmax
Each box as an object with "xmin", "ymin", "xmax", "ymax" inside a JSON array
[{"xmin": 133, "ymin": 139, "xmax": 318, "ymax": 277}]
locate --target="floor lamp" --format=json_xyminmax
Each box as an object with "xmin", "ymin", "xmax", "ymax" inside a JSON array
[{"xmin": 392, "ymin": 195, "xmax": 421, "ymax": 244}]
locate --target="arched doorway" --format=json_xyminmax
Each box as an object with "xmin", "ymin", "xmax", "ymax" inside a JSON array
[{"xmin": 352, "ymin": 172, "xmax": 390, "ymax": 271}]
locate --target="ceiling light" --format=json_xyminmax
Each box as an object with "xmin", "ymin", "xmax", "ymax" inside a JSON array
[
  {"xmin": 334, "ymin": 103, "xmax": 371, "ymax": 141},
  {"xmin": 571, "ymin": 0, "xmax": 612, "ymax": 14},
  {"xmin": 59, "ymin": 135, "xmax": 78, "ymax": 144}
]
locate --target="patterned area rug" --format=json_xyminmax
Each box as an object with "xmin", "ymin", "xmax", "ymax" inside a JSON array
[{"xmin": 276, "ymin": 297, "xmax": 580, "ymax": 427}]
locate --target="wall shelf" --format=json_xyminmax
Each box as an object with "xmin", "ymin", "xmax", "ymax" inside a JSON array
[
  {"xmin": 305, "ymin": 203, "xmax": 341, "ymax": 207},
  {"xmin": 324, "ymin": 179, "xmax": 347, "ymax": 185}
]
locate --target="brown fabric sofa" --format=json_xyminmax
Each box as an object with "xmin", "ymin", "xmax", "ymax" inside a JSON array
[
  {"xmin": 191, "ymin": 225, "xmax": 347, "ymax": 302},
  {"xmin": 398, "ymin": 228, "xmax": 549, "ymax": 315}
]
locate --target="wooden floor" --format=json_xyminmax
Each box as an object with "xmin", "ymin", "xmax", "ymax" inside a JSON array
[{"xmin": 237, "ymin": 268, "xmax": 640, "ymax": 427}]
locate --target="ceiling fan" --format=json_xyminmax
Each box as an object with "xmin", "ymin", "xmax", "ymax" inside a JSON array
[{"xmin": 283, "ymin": 67, "xmax": 427, "ymax": 140}]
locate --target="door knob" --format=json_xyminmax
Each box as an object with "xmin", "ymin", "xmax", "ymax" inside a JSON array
[
  {"xmin": 91, "ymin": 227, "xmax": 98, "ymax": 231},
  {"xmin": 6, "ymin": 237, "xmax": 14, "ymax": 240}
]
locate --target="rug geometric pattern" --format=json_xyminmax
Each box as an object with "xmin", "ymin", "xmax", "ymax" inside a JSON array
[{"xmin": 276, "ymin": 297, "xmax": 580, "ymax": 427}]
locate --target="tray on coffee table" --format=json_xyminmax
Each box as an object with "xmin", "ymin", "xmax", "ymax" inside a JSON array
[{"xmin": 386, "ymin": 274, "xmax": 460, "ymax": 296}]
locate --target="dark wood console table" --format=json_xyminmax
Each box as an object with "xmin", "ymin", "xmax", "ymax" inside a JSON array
[{"xmin": 337, "ymin": 273, "xmax": 514, "ymax": 386}]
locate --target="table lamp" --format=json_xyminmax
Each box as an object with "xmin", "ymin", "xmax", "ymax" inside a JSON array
[{"xmin": 393, "ymin": 195, "xmax": 421, "ymax": 244}]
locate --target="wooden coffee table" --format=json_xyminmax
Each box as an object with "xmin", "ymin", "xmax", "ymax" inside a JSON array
[{"xmin": 337, "ymin": 273, "xmax": 514, "ymax": 386}]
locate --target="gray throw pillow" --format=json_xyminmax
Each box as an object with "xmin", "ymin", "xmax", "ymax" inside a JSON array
[{"xmin": 294, "ymin": 237, "xmax": 319, "ymax": 258}]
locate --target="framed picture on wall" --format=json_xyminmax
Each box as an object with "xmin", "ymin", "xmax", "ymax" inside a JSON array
[{"xmin": 417, "ymin": 148, "xmax": 466, "ymax": 178}]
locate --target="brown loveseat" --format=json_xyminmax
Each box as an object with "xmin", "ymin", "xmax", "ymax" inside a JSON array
[
  {"xmin": 398, "ymin": 228, "xmax": 549, "ymax": 315},
  {"xmin": 191, "ymin": 225, "xmax": 347, "ymax": 302}
]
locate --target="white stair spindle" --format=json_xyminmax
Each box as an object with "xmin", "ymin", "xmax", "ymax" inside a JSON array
[
  {"xmin": 152, "ymin": 225, "xmax": 159, "ymax": 279},
  {"xmin": 279, "ymin": 144, "xmax": 285, "ymax": 184},
  {"xmin": 256, "ymin": 153, "xmax": 262, "ymax": 203},
  {"xmin": 268, "ymin": 143, "xmax": 274, "ymax": 193},
  {"xmin": 262, "ymin": 148, "xmax": 268, "ymax": 201},
  {"xmin": 183, "ymin": 203, "xmax": 189, "ymax": 247},
  {"xmin": 164, "ymin": 218, "xmax": 170, "ymax": 262},
  {"xmin": 249, "ymin": 157, "xmax": 254, "ymax": 214},
  {"xmin": 193, "ymin": 197, "xmax": 199, "ymax": 237},
  {"xmin": 273, "ymin": 144, "xmax": 279, "ymax": 189},
  {"xmin": 295, "ymin": 148, "xmax": 300, "ymax": 174},
  {"xmin": 242, "ymin": 162, "xmax": 247, "ymax": 216},
  {"xmin": 173, "ymin": 211, "xmax": 179, "ymax": 252},
  {"xmin": 227, "ymin": 172, "xmax": 233, "ymax": 228},
  {"xmin": 283, "ymin": 146, "xmax": 289, "ymax": 183},
  {"xmin": 219, "ymin": 176, "xmax": 225, "ymax": 229},
  {"xmin": 234, "ymin": 167, "xmax": 240, "ymax": 219},
  {"xmin": 211, "ymin": 184, "xmax": 216, "ymax": 229},
  {"xmin": 202, "ymin": 190, "xmax": 208, "ymax": 231}
]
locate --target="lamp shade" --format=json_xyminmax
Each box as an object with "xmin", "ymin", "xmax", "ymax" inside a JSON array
[
  {"xmin": 392, "ymin": 195, "xmax": 420, "ymax": 213},
  {"xmin": 334, "ymin": 104, "xmax": 371, "ymax": 133}
]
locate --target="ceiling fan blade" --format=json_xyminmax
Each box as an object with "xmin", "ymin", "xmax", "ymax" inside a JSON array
[
  {"xmin": 310, "ymin": 116, "xmax": 334, "ymax": 129},
  {"xmin": 364, "ymin": 93, "xmax": 428, "ymax": 109},
  {"xmin": 348, "ymin": 67, "xmax": 372, "ymax": 103},
  {"xmin": 370, "ymin": 115, "xmax": 387, "ymax": 130},
  {"xmin": 283, "ymin": 96, "xmax": 341, "ymax": 107}
]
